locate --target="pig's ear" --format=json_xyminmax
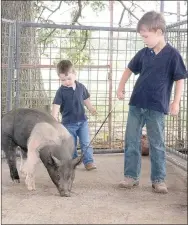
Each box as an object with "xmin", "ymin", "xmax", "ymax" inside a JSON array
[
  {"xmin": 48, "ymin": 154, "xmax": 61, "ymax": 167},
  {"xmin": 72, "ymin": 154, "xmax": 83, "ymax": 168}
]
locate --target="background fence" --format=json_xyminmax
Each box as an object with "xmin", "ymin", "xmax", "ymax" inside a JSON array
[{"xmin": 1, "ymin": 19, "xmax": 187, "ymax": 163}]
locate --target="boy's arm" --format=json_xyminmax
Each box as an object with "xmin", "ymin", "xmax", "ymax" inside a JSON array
[
  {"xmin": 117, "ymin": 48, "xmax": 143, "ymax": 100},
  {"xmin": 170, "ymin": 51, "xmax": 187, "ymax": 116},
  {"xmin": 52, "ymin": 104, "xmax": 60, "ymax": 121},
  {"xmin": 84, "ymin": 98, "xmax": 97, "ymax": 115},
  {"xmin": 82, "ymin": 84, "xmax": 97, "ymax": 115},
  {"xmin": 117, "ymin": 68, "xmax": 132, "ymax": 100},
  {"xmin": 169, "ymin": 79, "xmax": 184, "ymax": 116},
  {"xmin": 52, "ymin": 88, "xmax": 62, "ymax": 121}
]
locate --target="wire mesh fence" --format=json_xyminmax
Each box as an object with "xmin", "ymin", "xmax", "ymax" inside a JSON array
[
  {"xmin": 1, "ymin": 19, "xmax": 15, "ymax": 115},
  {"xmin": 1, "ymin": 19, "xmax": 187, "ymax": 159},
  {"xmin": 165, "ymin": 20, "xmax": 187, "ymax": 159}
]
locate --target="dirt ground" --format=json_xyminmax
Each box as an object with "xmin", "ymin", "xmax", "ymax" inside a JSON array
[{"xmin": 1, "ymin": 154, "xmax": 187, "ymax": 224}]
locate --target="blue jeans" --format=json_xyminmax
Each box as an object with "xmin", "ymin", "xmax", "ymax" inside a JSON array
[
  {"xmin": 124, "ymin": 105, "xmax": 166, "ymax": 183},
  {"xmin": 63, "ymin": 120, "xmax": 94, "ymax": 165}
]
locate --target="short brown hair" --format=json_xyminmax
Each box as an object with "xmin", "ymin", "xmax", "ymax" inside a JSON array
[
  {"xmin": 56, "ymin": 60, "xmax": 75, "ymax": 76},
  {"xmin": 137, "ymin": 11, "xmax": 166, "ymax": 33}
]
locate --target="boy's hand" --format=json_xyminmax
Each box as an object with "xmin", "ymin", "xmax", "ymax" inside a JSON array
[
  {"xmin": 84, "ymin": 98, "xmax": 98, "ymax": 115},
  {"xmin": 90, "ymin": 107, "xmax": 98, "ymax": 116},
  {"xmin": 169, "ymin": 101, "xmax": 179, "ymax": 116},
  {"xmin": 117, "ymin": 90, "xmax": 125, "ymax": 100}
]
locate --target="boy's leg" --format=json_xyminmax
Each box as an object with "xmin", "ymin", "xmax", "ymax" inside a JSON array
[
  {"xmin": 77, "ymin": 120, "xmax": 96, "ymax": 170},
  {"xmin": 145, "ymin": 110, "xmax": 167, "ymax": 193},
  {"xmin": 119, "ymin": 106, "xmax": 145, "ymax": 188},
  {"xmin": 63, "ymin": 123, "xmax": 78, "ymax": 159}
]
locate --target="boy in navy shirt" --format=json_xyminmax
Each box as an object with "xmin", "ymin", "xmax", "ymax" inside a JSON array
[
  {"xmin": 117, "ymin": 11, "xmax": 187, "ymax": 193},
  {"xmin": 52, "ymin": 60, "xmax": 97, "ymax": 170}
]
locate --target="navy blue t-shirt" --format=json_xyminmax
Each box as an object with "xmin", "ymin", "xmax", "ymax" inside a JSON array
[
  {"xmin": 53, "ymin": 81, "xmax": 90, "ymax": 124},
  {"xmin": 128, "ymin": 43, "xmax": 187, "ymax": 114}
]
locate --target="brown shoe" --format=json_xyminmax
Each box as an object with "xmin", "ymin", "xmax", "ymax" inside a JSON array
[
  {"xmin": 152, "ymin": 182, "xmax": 168, "ymax": 194},
  {"xmin": 85, "ymin": 163, "xmax": 97, "ymax": 171}
]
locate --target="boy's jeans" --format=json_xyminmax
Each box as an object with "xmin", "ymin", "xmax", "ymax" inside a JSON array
[
  {"xmin": 124, "ymin": 105, "xmax": 166, "ymax": 183},
  {"xmin": 63, "ymin": 120, "xmax": 94, "ymax": 166}
]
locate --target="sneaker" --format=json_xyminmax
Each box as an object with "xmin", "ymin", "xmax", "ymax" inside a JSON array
[
  {"xmin": 152, "ymin": 182, "xmax": 168, "ymax": 194},
  {"xmin": 85, "ymin": 163, "xmax": 97, "ymax": 171},
  {"xmin": 119, "ymin": 177, "xmax": 139, "ymax": 188}
]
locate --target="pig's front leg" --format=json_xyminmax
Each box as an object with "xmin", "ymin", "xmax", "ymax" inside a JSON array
[
  {"xmin": 24, "ymin": 148, "xmax": 39, "ymax": 191},
  {"xmin": 25, "ymin": 173, "xmax": 36, "ymax": 191}
]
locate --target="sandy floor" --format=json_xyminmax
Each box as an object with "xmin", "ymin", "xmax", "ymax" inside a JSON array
[{"xmin": 2, "ymin": 154, "xmax": 187, "ymax": 224}]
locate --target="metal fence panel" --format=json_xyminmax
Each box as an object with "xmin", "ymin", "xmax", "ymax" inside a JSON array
[
  {"xmin": 1, "ymin": 20, "xmax": 187, "ymax": 162},
  {"xmin": 2, "ymin": 19, "xmax": 16, "ymax": 115},
  {"xmin": 166, "ymin": 21, "xmax": 187, "ymax": 159}
]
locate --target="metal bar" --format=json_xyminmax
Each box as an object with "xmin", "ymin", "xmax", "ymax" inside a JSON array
[
  {"xmin": 2, "ymin": 18, "xmax": 15, "ymax": 23},
  {"xmin": 186, "ymin": 19, "xmax": 188, "ymax": 155},
  {"xmin": 1, "ymin": 64, "xmax": 110, "ymax": 69},
  {"xmin": 187, "ymin": 59, "xmax": 188, "ymax": 153},
  {"xmin": 49, "ymin": 38, "xmax": 52, "ymax": 112},
  {"xmin": 95, "ymin": 30, "xmax": 99, "ymax": 136},
  {"xmin": 160, "ymin": 0, "xmax": 164, "ymax": 13},
  {"xmin": 18, "ymin": 21, "xmax": 187, "ymax": 33},
  {"xmin": 166, "ymin": 20, "xmax": 187, "ymax": 29},
  {"xmin": 166, "ymin": 147, "xmax": 187, "ymax": 160},
  {"xmin": 166, "ymin": 154, "xmax": 187, "ymax": 172},
  {"xmin": 176, "ymin": 1, "xmax": 182, "ymax": 143},
  {"xmin": 164, "ymin": 29, "xmax": 186, "ymax": 32},
  {"xmin": 108, "ymin": 0, "xmax": 114, "ymax": 149},
  {"xmin": 6, "ymin": 23, "xmax": 14, "ymax": 112},
  {"xmin": 19, "ymin": 21, "xmax": 137, "ymax": 31},
  {"xmin": 15, "ymin": 22, "xmax": 21, "ymax": 108}
]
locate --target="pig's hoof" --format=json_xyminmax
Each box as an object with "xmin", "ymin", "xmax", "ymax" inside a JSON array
[
  {"xmin": 10, "ymin": 170, "xmax": 20, "ymax": 182},
  {"xmin": 27, "ymin": 185, "xmax": 36, "ymax": 191},
  {"xmin": 25, "ymin": 175, "xmax": 36, "ymax": 191},
  {"xmin": 13, "ymin": 179, "xmax": 20, "ymax": 183},
  {"xmin": 26, "ymin": 180, "xmax": 36, "ymax": 191}
]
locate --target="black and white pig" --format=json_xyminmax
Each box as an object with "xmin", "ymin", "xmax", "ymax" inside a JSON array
[{"xmin": 2, "ymin": 108, "xmax": 82, "ymax": 197}]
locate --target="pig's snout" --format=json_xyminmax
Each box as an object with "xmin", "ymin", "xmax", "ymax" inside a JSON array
[
  {"xmin": 63, "ymin": 192, "xmax": 71, "ymax": 197},
  {"xmin": 60, "ymin": 192, "xmax": 70, "ymax": 197},
  {"xmin": 59, "ymin": 190, "xmax": 71, "ymax": 197}
]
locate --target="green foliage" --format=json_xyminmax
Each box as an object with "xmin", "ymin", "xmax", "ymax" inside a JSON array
[
  {"xmin": 34, "ymin": 1, "xmax": 107, "ymax": 66},
  {"xmin": 53, "ymin": 30, "xmax": 92, "ymax": 67},
  {"xmin": 90, "ymin": 1, "xmax": 106, "ymax": 13}
]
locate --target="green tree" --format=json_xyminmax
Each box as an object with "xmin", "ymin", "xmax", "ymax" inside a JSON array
[{"xmin": 34, "ymin": 1, "xmax": 107, "ymax": 67}]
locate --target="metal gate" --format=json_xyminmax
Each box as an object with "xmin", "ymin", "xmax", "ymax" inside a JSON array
[{"xmin": 1, "ymin": 19, "xmax": 187, "ymax": 168}]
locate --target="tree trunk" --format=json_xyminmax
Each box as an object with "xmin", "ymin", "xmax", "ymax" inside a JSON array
[{"xmin": 2, "ymin": 1, "xmax": 49, "ymax": 116}]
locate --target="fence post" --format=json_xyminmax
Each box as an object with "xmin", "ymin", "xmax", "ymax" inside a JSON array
[
  {"xmin": 6, "ymin": 23, "xmax": 14, "ymax": 112},
  {"xmin": 14, "ymin": 21, "xmax": 21, "ymax": 108},
  {"xmin": 160, "ymin": 0, "xmax": 164, "ymax": 13},
  {"xmin": 176, "ymin": 1, "xmax": 182, "ymax": 145},
  {"xmin": 108, "ymin": 0, "xmax": 114, "ymax": 149}
]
